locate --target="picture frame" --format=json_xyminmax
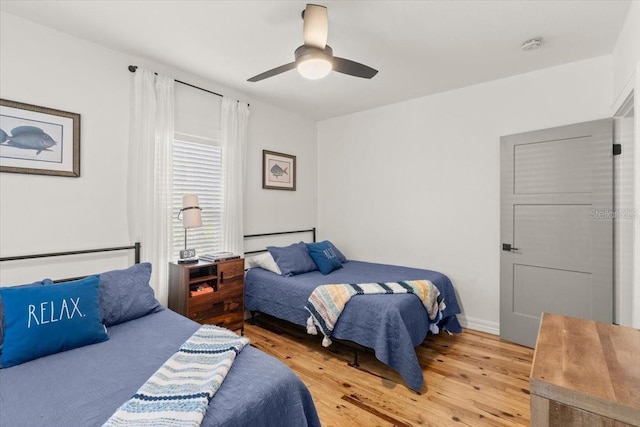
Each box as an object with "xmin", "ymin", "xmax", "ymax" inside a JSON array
[
  {"xmin": 0, "ymin": 99, "xmax": 80, "ymax": 177},
  {"xmin": 263, "ymin": 150, "xmax": 296, "ymax": 191}
]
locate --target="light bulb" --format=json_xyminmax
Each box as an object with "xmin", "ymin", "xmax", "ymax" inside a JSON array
[{"xmin": 297, "ymin": 58, "xmax": 332, "ymax": 80}]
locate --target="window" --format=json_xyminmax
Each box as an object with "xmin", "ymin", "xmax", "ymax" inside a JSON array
[{"xmin": 171, "ymin": 136, "xmax": 223, "ymax": 259}]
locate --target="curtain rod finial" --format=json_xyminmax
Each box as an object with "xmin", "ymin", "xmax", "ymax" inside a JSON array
[{"xmin": 128, "ymin": 65, "xmax": 138, "ymax": 73}]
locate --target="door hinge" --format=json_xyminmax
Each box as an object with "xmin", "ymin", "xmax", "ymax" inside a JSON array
[{"xmin": 613, "ymin": 144, "xmax": 622, "ymax": 156}]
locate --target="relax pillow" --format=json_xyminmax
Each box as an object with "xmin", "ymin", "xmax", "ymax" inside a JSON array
[
  {"xmin": 306, "ymin": 241, "xmax": 343, "ymax": 275},
  {"xmin": 246, "ymin": 252, "xmax": 282, "ymax": 275},
  {"xmin": 99, "ymin": 262, "xmax": 160, "ymax": 327},
  {"xmin": 0, "ymin": 279, "xmax": 52, "ymax": 356},
  {"xmin": 0, "ymin": 275, "xmax": 108, "ymax": 368},
  {"xmin": 316, "ymin": 240, "xmax": 348, "ymax": 263},
  {"xmin": 267, "ymin": 242, "xmax": 318, "ymax": 277}
]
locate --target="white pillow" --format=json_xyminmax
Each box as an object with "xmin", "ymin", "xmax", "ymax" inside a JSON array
[{"xmin": 245, "ymin": 252, "xmax": 282, "ymax": 275}]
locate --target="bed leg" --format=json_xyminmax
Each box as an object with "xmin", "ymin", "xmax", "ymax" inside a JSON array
[
  {"xmin": 349, "ymin": 349, "xmax": 360, "ymax": 368},
  {"xmin": 250, "ymin": 311, "xmax": 256, "ymax": 325}
]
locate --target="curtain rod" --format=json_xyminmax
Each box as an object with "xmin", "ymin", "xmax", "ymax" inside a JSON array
[{"xmin": 128, "ymin": 65, "xmax": 248, "ymax": 106}]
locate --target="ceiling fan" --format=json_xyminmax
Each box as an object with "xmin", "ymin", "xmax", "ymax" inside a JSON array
[{"xmin": 247, "ymin": 4, "xmax": 378, "ymax": 82}]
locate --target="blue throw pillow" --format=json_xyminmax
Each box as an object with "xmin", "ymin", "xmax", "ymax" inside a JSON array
[
  {"xmin": 322, "ymin": 241, "xmax": 348, "ymax": 263},
  {"xmin": 0, "ymin": 275, "xmax": 108, "ymax": 368},
  {"xmin": 267, "ymin": 242, "xmax": 318, "ymax": 277},
  {"xmin": 0, "ymin": 279, "xmax": 52, "ymax": 356},
  {"xmin": 99, "ymin": 263, "xmax": 160, "ymax": 327},
  {"xmin": 307, "ymin": 241, "xmax": 343, "ymax": 275}
]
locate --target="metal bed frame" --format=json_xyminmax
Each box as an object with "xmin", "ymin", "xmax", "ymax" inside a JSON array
[
  {"xmin": 242, "ymin": 228, "xmax": 366, "ymax": 367},
  {"xmin": 0, "ymin": 243, "xmax": 141, "ymax": 283},
  {"xmin": 243, "ymin": 228, "xmax": 316, "ymax": 255}
]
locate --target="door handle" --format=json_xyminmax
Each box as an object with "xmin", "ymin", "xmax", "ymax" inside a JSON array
[{"xmin": 502, "ymin": 243, "xmax": 520, "ymax": 252}]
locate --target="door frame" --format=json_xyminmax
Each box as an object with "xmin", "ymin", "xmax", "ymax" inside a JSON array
[{"xmin": 613, "ymin": 90, "xmax": 637, "ymax": 327}]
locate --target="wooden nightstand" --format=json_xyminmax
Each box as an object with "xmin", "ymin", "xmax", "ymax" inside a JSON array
[{"xmin": 168, "ymin": 258, "xmax": 245, "ymax": 334}]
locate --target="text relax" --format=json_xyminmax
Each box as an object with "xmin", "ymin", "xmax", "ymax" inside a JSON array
[{"xmin": 27, "ymin": 297, "xmax": 85, "ymax": 328}]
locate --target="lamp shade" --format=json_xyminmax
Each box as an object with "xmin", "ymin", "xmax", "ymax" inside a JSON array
[
  {"xmin": 182, "ymin": 194, "xmax": 202, "ymax": 229},
  {"xmin": 297, "ymin": 57, "xmax": 332, "ymax": 80},
  {"xmin": 295, "ymin": 46, "xmax": 333, "ymax": 80}
]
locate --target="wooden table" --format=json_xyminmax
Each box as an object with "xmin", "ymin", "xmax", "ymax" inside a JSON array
[{"xmin": 530, "ymin": 313, "xmax": 640, "ymax": 426}]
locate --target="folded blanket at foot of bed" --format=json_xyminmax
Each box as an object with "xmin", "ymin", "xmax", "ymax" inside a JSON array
[
  {"xmin": 103, "ymin": 325, "xmax": 249, "ymax": 427},
  {"xmin": 305, "ymin": 280, "xmax": 445, "ymax": 347}
]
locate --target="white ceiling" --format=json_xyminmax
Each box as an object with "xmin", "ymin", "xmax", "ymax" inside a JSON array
[{"xmin": 0, "ymin": 1, "xmax": 631, "ymax": 121}]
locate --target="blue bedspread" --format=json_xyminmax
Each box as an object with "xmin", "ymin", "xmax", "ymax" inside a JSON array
[
  {"xmin": 0, "ymin": 308, "xmax": 320, "ymax": 427},
  {"xmin": 245, "ymin": 260, "xmax": 462, "ymax": 391}
]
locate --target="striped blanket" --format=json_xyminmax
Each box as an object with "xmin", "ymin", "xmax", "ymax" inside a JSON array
[
  {"xmin": 305, "ymin": 280, "xmax": 445, "ymax": 347},
  {"xmin": 103, "ymin": 325, "xmax": 249, "ymax": 427}
]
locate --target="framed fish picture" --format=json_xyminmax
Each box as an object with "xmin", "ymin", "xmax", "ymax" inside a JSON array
[
  {"xmin": 263, "ymin": 150, "xmax": 296, "ymax": 191},
  {"xmin": 0, "ymin": 99, "xmax": 80, "ymax": 177}
]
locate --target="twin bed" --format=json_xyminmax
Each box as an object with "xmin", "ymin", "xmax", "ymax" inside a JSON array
[
  {"xmin": 0, "ymin": 244, "xmax": 320, "ymax": 427},
  {"xmin": 244, "ymin": 229, "xmax": 462, "ymax": 391}
]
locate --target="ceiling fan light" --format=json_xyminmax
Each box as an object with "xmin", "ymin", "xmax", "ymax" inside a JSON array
[{"xmin": 297, "ymin": 57, "xmax": 332, "ymax": 80}]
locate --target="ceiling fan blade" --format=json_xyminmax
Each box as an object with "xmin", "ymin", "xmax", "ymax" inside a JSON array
[
  {"xmin": 332, "ymin": 57, "xmax": 378, "ymax": 79},
  {"xmin": 303, "ymin": 4, "xmax": 328, "ymax": 49},
  {"xmin": 247, "ymin": 62, "xmax": 296, "ymax": 82}
]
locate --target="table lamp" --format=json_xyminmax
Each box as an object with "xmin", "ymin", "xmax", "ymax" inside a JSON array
[{"xmin": 177, "ymin": 194, "xmax": 202, "ymax": 263}]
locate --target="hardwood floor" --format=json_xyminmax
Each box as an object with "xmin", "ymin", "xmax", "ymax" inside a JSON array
[{"xmin": 244, "ymin": 315, "xmax": 534, "ymax": 427}]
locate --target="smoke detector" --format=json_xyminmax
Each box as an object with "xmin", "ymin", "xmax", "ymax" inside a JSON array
[{"xmin": 521, "ymin": 37, "xmax": 543, "ymax": 51}]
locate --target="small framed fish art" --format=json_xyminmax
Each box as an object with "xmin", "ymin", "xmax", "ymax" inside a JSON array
[
  {"xmin": 0, "ymin": 99, "xmax": 80, "ymax": 177},
  {"xmin": 263, "ymin": 150, "xmax": 296, "ymax": 191}
]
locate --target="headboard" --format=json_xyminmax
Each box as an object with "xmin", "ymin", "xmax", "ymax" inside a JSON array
[
  {"xmin": 0, "ymin": 243, "xmax": 141, "ymax": 283},
  {"xmin": 243, "ymin": 228, "xmax": 316, "ymax": 255}
]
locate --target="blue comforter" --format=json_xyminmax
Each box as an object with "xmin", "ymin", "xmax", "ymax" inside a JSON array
[
  {"xmin": 245, "ymin": 260, "xmax": 462, "ymax": 391},
  {"xmin": 0, "ymin": 308, "xmax": 320, "ymax": 427}
]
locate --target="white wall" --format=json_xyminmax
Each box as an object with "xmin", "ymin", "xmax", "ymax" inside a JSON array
[
  {"xmin": 0, "ymin": 13, "xmax": 131, "ymax": 283},
  {"xmin": 318, "ymin": 56, "xmax": 612, "ymax": 333},
  {"xmin": 611, "ymin": 1, "xmax": 640, "ymax": 111},
  {"xmin": 244, "ymin": 101, "xmax": 317, "ymax": 239},
  {"xmin": 0, "ymin": 12, "xmax": 317, "ymax": 286}
]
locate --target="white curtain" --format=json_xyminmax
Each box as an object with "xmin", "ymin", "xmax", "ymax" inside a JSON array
[
  {"xmin": 128, "ymin": 68, "xmax": 175, "ymax": 305},
  {"xmin": 221, "ymin": 97, "xmax": 250, "ymax": 256}
]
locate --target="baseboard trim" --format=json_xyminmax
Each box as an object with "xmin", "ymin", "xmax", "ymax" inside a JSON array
[{"xmin": 457, "ymin": 314, "xmax": 500, "ymax": 336}]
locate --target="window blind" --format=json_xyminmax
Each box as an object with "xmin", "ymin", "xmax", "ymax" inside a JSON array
[{"xmin": 172, "ymin": 138, "xmax": 223, "ymax": 259}]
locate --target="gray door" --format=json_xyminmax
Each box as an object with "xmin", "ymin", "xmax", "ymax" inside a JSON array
[{"xmin": 500, "ymin": 118, "xmax": 613, "ymax": 348}]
